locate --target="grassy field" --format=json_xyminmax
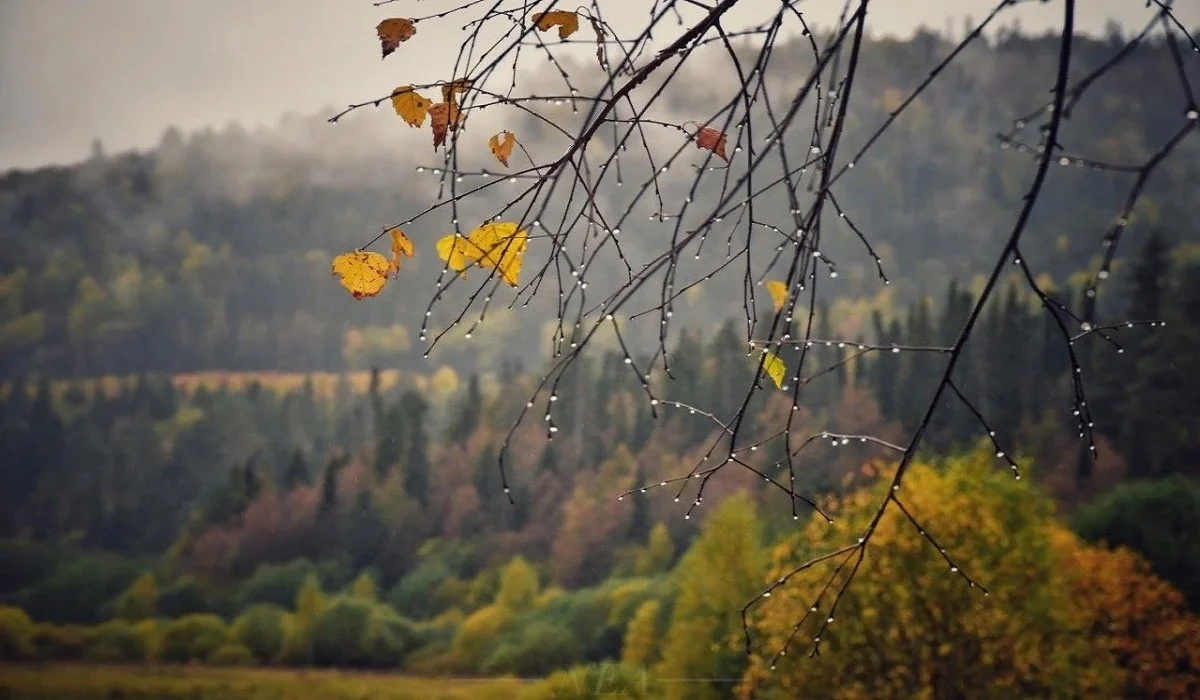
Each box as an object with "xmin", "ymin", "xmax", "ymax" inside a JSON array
[{"xmin": 0, "ymin": 664, "xmax": 526, "ymax": 700}]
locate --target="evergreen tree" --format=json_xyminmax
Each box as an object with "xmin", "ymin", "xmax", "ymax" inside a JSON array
[
  {"xmin": 397, "ymin": 390, "xmax": 430, "ymax": 505},
  {"xmin": 319, "ymin": 452, "xmax": 349, "ymax": 515},
  {"xmin": 446, "ymin": 374, "xmax": 482, "ymax": 443},
  {"xmin": 281, "ymin": 448, "xmax": 312, "ymax": 490},
  {"xmin": 1116, "ymin": 232, "xmax": 1172, "ymax": 471},
  {"xmin": 1124, "ymin": 261, "xmax": 1200, "ymax": 477}
]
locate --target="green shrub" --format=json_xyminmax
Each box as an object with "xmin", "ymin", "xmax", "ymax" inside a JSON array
[
  {"xmin": 84, "ymin": 620, "xmax": 147, "ymax": 663},
  {"xmin": 160, "ymin": 613, "xmax": 228, "ymax": 663},
  {"xmin": 111, "ymin": 572, "xmax": 159, "ymax": 621},
  {"xmin": 0, "ymin": 540, "xmax": 60, "ymax": 596},
  {"xmin": 1072, "ymin": 475, "xmax": 1200, "ymax": 607},
  {"xmin": 360, "ymin": 605, "xmax": 421, "ymax": 668},
  {"xmin": 308, "ymin": 596, "xmax": 420, "ymax": 668},
  {"xmin": 520, "ymin": 662, "xmax": 652, "ymax": 700},
  {"xmin": 310, "ymin": 596, "xmax": 373, "ymax": 667},
  {"xmin": 17, "ymin": 553, "xmax": 140, "ymax": 623},
  {"xmin": 208, "ymin": 641, "xmax": 256, "ymax": 666},
  {"xmin": 0, "ymin": 605, "xmax": 36, "ymax": 659},
  {"xmin": 134, "ymin": 618, "xmax": 161, "ymax": 662},
  {"xmin": 157, "ymin": 576, "xmax": 211, "ymax": 617},
  {"xmin": 236, "ymin": 558, "xmax": 317, "ymax": 610},
  {"xmin": 31, "ymin": 622, "xmax": 91, "ymax": 661},
  {"xmin": 451, "ymin": 604, "xmax": 514, "ymax": 670},
  {"xmin": 235, "ymin": 558, "xmax": 351, "ymax": 612},
  {"xmin": 483, "ymin": 622, "xmax": 580, "ymax": 677},
  {"xmin": 387, "ymin": 559, "xmax": 454, "ymax": 619},
  {"xmin": 232, "ymin": 603, "xmax": 287, "ymax": 663},
  {"xmin": 513, "ymin": 577, "xmax": 666, "ymax": 663}
]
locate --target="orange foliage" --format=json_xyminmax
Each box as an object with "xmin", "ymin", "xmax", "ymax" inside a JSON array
[{"xmin": 1052, "ymin": 529, "xmax": 1200, "ymax": 699}]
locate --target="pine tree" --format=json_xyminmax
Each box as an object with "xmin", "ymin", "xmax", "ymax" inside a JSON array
[
  {"xmin": 397, "ymin": 390, "xmax": 430, "ymax": 505},
  {"xmin": 1124, "ymin": 260, "xmax": 1200, "ymax": 477},
  {"xmin": 446, "ymin": 374, "xmax": 482, "ymax": 443},
  {"xmin": 281, "ymin": 448, "xmax": 311, "ymax": 490},
  {"xmin": 1116, "ymin": 232, "xmax": 1172, "ymax": 473}
]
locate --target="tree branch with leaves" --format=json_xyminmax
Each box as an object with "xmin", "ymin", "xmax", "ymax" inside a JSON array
[{"xmin": 328, "ymin": 0, "xmax": 1198, "ymax": 674}]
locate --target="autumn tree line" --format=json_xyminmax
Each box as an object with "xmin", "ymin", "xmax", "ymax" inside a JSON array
[
  {"xmin": 1, "ymin": 233, "xmax": 1199, "ymax": 696},
  {"xmin": 0, "ymin": 28, "xmax": 1197, "ymax": 380}
]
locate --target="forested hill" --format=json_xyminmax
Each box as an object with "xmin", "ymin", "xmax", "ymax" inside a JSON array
[{"xmin": 1, "ymin": 28, "xmax": 1197, "ymax": 378}]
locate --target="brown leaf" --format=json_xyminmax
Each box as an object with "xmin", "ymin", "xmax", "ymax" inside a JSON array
[
  {"xmin": 429, "ymin": 102, "xmax": 465, "ymax": 150},
  {"xmin": 589, "ymin": 16, "xmax": 609, "ymax": 70},
  {"xmin": 376, "ymin": 18, "xmax": 416, "ymax": 59},
  {"xmin": 531, "ymin": 10, "xmax": 580, "ymax": 40},
  {"xmin": 488, "ymin": 131, "xmax": 517, "ymax": 167},
  {"xmin": 390, "ymin": 86, "xmax": 432, "ymax": 128},
  {"xmin": 695, "ymin": 125, "xmax": 729, "ymax": 162},
  {"xmin": 388, "ymin": 228, "xmax": 415, "ymax": 275},
  {"xmin": 441, "ymin": 78, "xmax": 473, "ymax": 104}
]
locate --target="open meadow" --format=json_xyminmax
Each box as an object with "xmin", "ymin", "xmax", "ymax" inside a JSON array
[{"xmin": 0, "ymin": 664, "xmax": 524, "ymax": 700}]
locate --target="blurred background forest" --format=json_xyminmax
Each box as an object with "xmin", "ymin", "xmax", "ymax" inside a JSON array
[{"xmin": 1, "ymin": 25, "xmax": 1199, "ymax": 700}]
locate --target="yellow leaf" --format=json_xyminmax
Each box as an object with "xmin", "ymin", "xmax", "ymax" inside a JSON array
[
  {"xmin": 469, "ymin": 222, "xmax": 527, "ymax": 286},
  {"xmin": 391, "ymin": 86, "xmax": 432, "ymax": 128},
  {"xmin": 488, "ymin": 131, "xmax": 517, "ymax": 167},
  {"xmin": 332, "ymin": 251, "xmax": 390, "ymax": 299},
  {"xmin": 766, "ymin": 280, "xmax": 788, "ymax": 312},
  {"xmin": 435, "ymin": 234, "xmax": 477, "ymax": 279},
  {"xmin": 441, "ymin": 78, "xmax": 473, "ymax": 104},
  {"xmin": 435, "ymin": 222, "xmax": 529, "ymax": 287},
  {"xmin": 376, "ymin": 18, "xmax": 416, "ymax": 59},
  {"xmin": 760, "ymin": 351, "xmax": 786, "ymax": 389},
  {"xmin": 531, "ymin": 10, "xmax": 580, "ymax": 39},
  {"xmin": 389, "ymin": 228, "xmax": 415, "ymax": 274}
]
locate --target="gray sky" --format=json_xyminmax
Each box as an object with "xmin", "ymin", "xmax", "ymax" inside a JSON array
[{"xmin": 0, "ymin": 0, "xmax": 1182, "ymax": 171}]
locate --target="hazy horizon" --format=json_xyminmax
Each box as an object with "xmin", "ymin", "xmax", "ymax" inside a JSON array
[{"xmin": 0, "ymin": 0, "xmax": 1184, "ymax": 172}]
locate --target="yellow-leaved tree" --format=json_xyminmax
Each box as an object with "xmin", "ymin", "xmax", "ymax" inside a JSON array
[
  {"xmin": 739, "ymin": 451, "xmax": 1125, "ymax": 699},
  {"xmin": 656, "ymin": 491, "xmax": 764, "ymax": 700}
]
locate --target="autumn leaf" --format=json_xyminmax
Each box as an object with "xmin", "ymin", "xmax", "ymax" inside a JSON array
[
  {"xmin": 332, "ymin": 251, "xmax": 391, "ymax": 299},
  {"xmin": 388, "ymin": 228, "xmax": 415, "ymax": 274},
  {"xmin": 391, "ymin": 86, "xmax": 432, "ymax": 128},
  {"xmin": 429, "ymin": 102, "xmax": 465, "ymax": 150},
  {"xmin": 488, "ymin": 131, "xmax": 517, "ymax": 167},
  {"xmin": 377, "ymin": 18, "xmax": 416, "ymax": 59},
  {"xmin": 435, "ymin": 234, "xmax": 477, "ymax": 279},
  {"xmin": 695, "ymin": 125, "xmax": 729, "ymax": 162},
  {"xmin": 469, "ymin": 222, "xmax": 528, "ymax": 286},
  {"xmin": 766, "ymin": 280, "xmax": 788, "ymax": 312},
  {"xmin": 589, "ymin": 16, "xmax": 609, "ymax": 70},
  {"xmin": 441, "ymin": 78, "xmax": 473, "ymax": 104},
  {"xmin": 759, "ymin": 351, "xmax": 786, "ymax": 389},
  {"xmin": 532, "ymin": 10, "xmax": 580, "ymax": 39},
  {"xmin": 435, "ymin": 222, "xmax": 529, "ymax": 287}
]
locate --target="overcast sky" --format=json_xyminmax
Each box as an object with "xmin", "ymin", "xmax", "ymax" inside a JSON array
[{"xmin": 0, "ymin": 0, "xmax": 1185, "ymax": 171}]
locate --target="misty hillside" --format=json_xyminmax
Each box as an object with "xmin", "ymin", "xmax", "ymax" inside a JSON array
[{"xmin": 0, "ymin": 28, "xmax": 1196, "ymax": 379}]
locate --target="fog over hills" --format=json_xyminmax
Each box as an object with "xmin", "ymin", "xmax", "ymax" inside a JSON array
[{"xmin": 0, "ymin": 25, "xmax": 1196, "ymax": 379}]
